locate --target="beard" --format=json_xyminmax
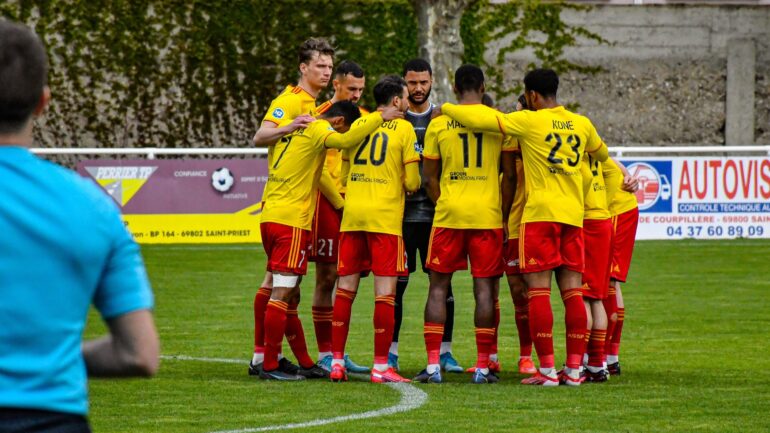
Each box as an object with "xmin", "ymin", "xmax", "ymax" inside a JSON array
[{"xmin": 408, "ymin": 86, "xmax": 432, "ymax": 106}]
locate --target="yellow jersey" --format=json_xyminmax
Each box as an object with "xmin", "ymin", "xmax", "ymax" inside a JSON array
[
  {"xmin": 341, "ymin": 117, "xmax": 421, "ymax": 235},
  {"xmin": 261, "ymin": 85, "xmax": 317, "ymax": 126},
  {"xmin": 423, "ymin": 110, "xmax": 516, "ymax": 229},
  {"xmin": 582, "ymin": 155, "xmax": 611, "ymax": 220},
  {"xmin": 261, "ymin": 113, "xmax": 384, "ymax": 229},
  {"xmin": 442, "ymin": 104, "xmax": 609, "ymax": 228},
  {"xmin": 316, "ymin": 101, "xmax": 370, "ymax": 193},
  {"xmin": 602, "ymin": 158, "xmax": 638, "ymax": 216},
  {"xmin": 507, "ymin": 153, "xmax": 526, "ymax": 240}
]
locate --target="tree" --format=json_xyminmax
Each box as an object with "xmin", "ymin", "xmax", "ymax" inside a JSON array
[
  {"xmin": 411, "ymin": 0, "xmax": 473, "ymax": 104},
  {"xmin": 415, "ymin": 0, "xmax": 605, "ymax": 104}
]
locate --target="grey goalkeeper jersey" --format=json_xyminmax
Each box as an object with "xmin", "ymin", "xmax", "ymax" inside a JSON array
[{"xmin": 403, "ymin": 104, "xmax": 436, "ymax": 223}]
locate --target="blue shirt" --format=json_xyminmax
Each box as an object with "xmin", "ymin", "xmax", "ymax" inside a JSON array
[{"xmin": 0, "ymin": 147, "xmax": 154, "ymax": 416}]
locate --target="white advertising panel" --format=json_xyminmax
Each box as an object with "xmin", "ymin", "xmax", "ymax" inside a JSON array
[{"xmin": 618, "ymin": 157, "xmax": 770, "ymax": 239}]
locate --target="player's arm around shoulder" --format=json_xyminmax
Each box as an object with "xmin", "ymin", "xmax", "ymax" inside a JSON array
[
  {"xmin": 253, "ymin": 93, "xmax": 314, "ymax": 147},
  {"xmin": 253, "ymin": 115, "xmax": 315, "ymax": 147},
  {"xmin": 323, "ymin": 111, "xmax": 386, "ymax": 150},
  {"xmin": 440, "ymin": 103, "xmax": 503, "ymax": 135}
]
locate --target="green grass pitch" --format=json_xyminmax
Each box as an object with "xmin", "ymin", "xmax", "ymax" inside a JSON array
[{"xmin": 84, "ymin": 240, "xmax": 770, "ymax": 432}]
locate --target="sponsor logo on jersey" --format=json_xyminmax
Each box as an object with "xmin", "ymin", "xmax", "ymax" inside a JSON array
[
  {"xmin": 349, "ymin": 173, "xmax": 389, "ymax": 184},
  {"xmin": 84, "ymin": 166, "xmax": 157, "ymax": 206},
  {"xmin": 449, "ymin": 172, "xmax": 488, "ymax": 181},
  {"xmin": 272, "ymin": 108, "xmax": 285, "ymax": 119}
]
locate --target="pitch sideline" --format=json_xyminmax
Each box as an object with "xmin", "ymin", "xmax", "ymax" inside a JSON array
[{"xmin": 159, "ymin": 354, "xmax": 428, "ymax": 433}]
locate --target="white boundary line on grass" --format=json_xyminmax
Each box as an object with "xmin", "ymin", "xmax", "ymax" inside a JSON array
[{"xmin": 159, "ymin": 355, "xmax": 428, "ymax": 433}]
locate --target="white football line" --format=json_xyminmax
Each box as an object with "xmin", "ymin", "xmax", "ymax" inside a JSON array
[{"xmin": 159, "ymin": 354, "xmax": 429, "ymax": 433}]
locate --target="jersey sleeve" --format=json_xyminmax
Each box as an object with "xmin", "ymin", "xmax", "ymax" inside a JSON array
[
  {"xmin": 324, "ymin": 112, "xmax": 384, "ymax": 150},
  {"xmin": 602, "ymin": 158, "xmax": 622, "ymax": 204},
  {"xmin": 262, "ymin": 93, "xmax": 301, "ymax": 126},
  {"xmin": 422, "ymin": 120, "xmax": 441, "ymax": 160},
  {"xmin": 584, "ymin": 119, "xmax": 605, "ymax": 154},
  {"xmin": 93, "ymin": 202, "xmax": 154, "ymax": 320},
  {"xmin": 502, "ymin": 136, "xmax": 517, "ymax": 152},
  {"xmin": 500, "ymin": 111, "xmax": 529, "ymax": 138},
  {"xmin": 402, "ymin": 127, "xmax": 421, "ymax": 164},
  {"xmin": 442, "ymin": 103, "xmax": 506, "ymax": 136}
]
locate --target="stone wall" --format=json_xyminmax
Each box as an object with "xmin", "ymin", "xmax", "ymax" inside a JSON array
[{"xmin": 486, "ymin": 5, "xmax": 770, "ymax": 145}]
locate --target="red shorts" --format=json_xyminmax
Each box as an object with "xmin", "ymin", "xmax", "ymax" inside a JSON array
[
  {"xmin": 337, "ymin": 231, "xmax": 408, "ymax": 277},
  {"xmin": 504, "ymin": 238, "xmax": 521, "ymax": 275},
  {"xmin": 610, "ymin": 207, "xmax": 639, "ymax": 282},
  {"xmin": 581, "ymin": 218, "xmax": 613, "ymax": 299},
  {"xmin": 310, "ymin": 192, "xmax": 342, "ymax": 263},
  {"xmin": 426, "ymin": 227, "xmax": 504, "ymax": 278},
  {"xmin": 260, "ymin": 222, "xmax": 311, "ymax": 275},
  {"xmin": 519, "ymin": 222, "xmax": 584, "ymax": 273}
]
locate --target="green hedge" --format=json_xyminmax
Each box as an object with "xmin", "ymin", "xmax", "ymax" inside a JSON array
[
  {"xmin": 1, "ymin": 0, "xmax": 599, "ymax": 148},
  {"xmin": 1, "ymin": 0, "xmax": 418, "ymax": 148}
]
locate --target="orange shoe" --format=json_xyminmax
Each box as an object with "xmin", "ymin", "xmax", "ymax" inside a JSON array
[
  {"xmin": 465, "ymin": 361, "xmax": 500, "ymax": 373},
  {"xmin": 518, "ymin": 357, "xmax": 537, "ymax": 375},
  {"xmin": 371, "ymin": 367, "xmax": 411, "ymax": 383},
  {"xmin": 521, "ymin": 372, "xmax": 559, "ymax": 387},
  {"xmin": 330, "ymin": 364, "xmax": 348, "ymax": 382}
]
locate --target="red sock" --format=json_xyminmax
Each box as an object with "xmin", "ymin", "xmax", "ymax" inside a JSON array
[
  {"xmin": 263, "ymin": 299, "xmax": 288, "ymax": 371},
  {"xmin": 513, "ymin": 297, "xmax": 532, "ymax": 357},
  {"xmin": 610, "ymin": 307, "xmax": 625, "ymax": 356},
  {"xmin": 424, "ymin": 322, "xmax": 444, "ymax": 365},
  {"xmin": 562, "ymin": 289, "xmax": 587, "ymax": 369},
  {"xmin": 528, "ymin": 288, "xmax": 554, "ymax": 368},
  {"xmin": 475, "ymin": 327, "xmax": 496, "ymax": 369},
  {"xmin": 312, "ymin": 306, "xmax": 333, "ymax": 354},
  {"xmin": 373, "ymin": 295, "xmax": 396, "ymax": 366},
  {"xmin": 587, "ymin": 328, "xmax": 607, "ymax": 367},
  {"xmin": 603, "ymin": 287, "xmax": 618, "ymax": 362},
  {"xmin": 492, "ymin": 298, "xmax": 500, "ymax": 355},
  {"xmin": 253, "ymin": 287, "xmax": 271, "ymax": 353},
  {"xmin": 285, "ymin": 304, "xmax": 315, "ymax": 369},
  {"xmin": 331, "ymin": 288, "xmax": 356, "ymax": 360}
]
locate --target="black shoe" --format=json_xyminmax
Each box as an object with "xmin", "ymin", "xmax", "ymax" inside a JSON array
[
  {"xmin": 585, "ymin": 368, "xmax": 609, "ymax": 383},
  {"xmin": 607, "ymin": 362, "xmax": 621, "ymax": 376},
  {"xmin": 278, "ymin": 357, "xmax": 300, "ymax": 375},
  {"xmin": 413, "ymin": 369, "xmax": 442, "ymax": 383},
  {"xmin": 298, "ymin": 364, "xmax": 329, "ymax": 379},
  {"xmin": 259, "ymin": 368, "xmax": 305, "ymax": 381},
  {"xmin": 248, "ymin": 361, "xmax": 262, "ymax": 376}
]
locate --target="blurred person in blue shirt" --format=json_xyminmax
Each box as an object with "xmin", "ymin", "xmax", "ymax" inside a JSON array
[{"xmin": 0, "ymin": 20, "xmax": 159, "ymax": 433}]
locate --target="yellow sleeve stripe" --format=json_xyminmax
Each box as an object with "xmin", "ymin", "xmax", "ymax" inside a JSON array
[
  {"xmin": 422, "ymin": 155, "xmax": 440, "ymax": 160},
  {"xmin": 404, "ymin": 157, "xmax": 421, "ymax": 165}
]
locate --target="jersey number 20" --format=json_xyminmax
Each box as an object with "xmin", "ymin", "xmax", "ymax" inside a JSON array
[{"xmin": 354, "ymin": 132, "xmax": 389, "ymax": 166}]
